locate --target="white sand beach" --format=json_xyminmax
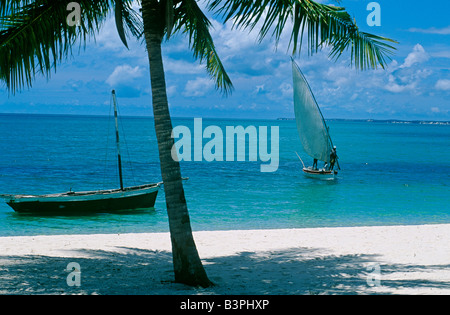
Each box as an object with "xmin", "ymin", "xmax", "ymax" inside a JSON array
[{"xmin": 0, "ymin": 224, "xmax": 449, "ymax": 295}]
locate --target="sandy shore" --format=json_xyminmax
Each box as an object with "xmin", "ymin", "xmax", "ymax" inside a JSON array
[{"xmin": 0, "ymin": 224, "xmax": 449, "ymax": 295}]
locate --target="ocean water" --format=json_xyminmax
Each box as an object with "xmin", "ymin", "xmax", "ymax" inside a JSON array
[{"xmin": 0, "ymin": 114, "xmax": 449, "ymax": 237}]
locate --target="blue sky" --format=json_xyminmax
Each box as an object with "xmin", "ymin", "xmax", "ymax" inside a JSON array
[{"xmin": 1, "ymin": 0, "xmax": 449, "ymax": 120}]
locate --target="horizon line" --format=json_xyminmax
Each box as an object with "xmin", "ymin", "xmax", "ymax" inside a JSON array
[{"xmin": 0, "ymin": 112, "xmax": 449, "ymax": 124}]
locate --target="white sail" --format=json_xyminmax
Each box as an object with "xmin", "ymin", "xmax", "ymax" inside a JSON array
[{"xmin": 292, "ymin": 60, "xmax": 331, "ymax": 163}]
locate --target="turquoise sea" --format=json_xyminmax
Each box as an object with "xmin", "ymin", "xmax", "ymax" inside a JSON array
[{"xmin": 0, "ymin": 114, "xmax": 449, "ymax": 237}]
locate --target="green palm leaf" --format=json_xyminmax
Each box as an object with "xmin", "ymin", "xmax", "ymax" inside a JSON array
[
  {"xmin": 174, "ymin": 0, "xmax": 233, "ymax": 95},
  {"xmin": 114, "ymin": 0, "xmax": 143, "ymax": 48},
  {"xmin": 0, "ymin": 0, "xmax": 231, "ymax": 95},
  {"xmin": 208, "ymin": 0, "xmax": 397, "ymax": 70},
  {"xmin": 0, "ymin": 0, "xmax": 111, "ymax": 92},
  {"xmin": 115, "ymin": 0, "xmax": 129, "ymax": 48}
]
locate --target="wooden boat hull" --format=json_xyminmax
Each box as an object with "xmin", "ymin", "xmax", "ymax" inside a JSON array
[
  {"xmin": 4, "ymin": 183, "xmax": 160, "ymax": 214},
  {"xmin": 303, "ymin": 167, "xmax": 337, "ymax": 180}
]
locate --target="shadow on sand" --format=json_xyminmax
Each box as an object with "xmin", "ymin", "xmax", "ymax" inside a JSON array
[{"xmin": 1, "ymin": 246, "xmax": 449, "ymax": 295}]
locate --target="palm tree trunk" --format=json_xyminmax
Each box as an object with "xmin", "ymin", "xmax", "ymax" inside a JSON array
[{"xmin": 141, "ymin": 0, "xmax": 212, "ymax": 288}]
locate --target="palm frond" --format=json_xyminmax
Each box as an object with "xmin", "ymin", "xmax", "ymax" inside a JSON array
[
  {"xmin": 115, "ymin": 0, "xmax": 129, "ymax": 48},
  {"xmin": 0, "ymin": 0, "xmax": 35, "ymax": 17},
  {"xmin": 0, "ymin": 0, "xmax": 111, "ymax": 93},
  {"xmin": 174, "ymin": 0, "xmax": 233, "ymax": 95},
  {"xmin": 208, "ymin": 0, "xmax": 397, "ymax": 70},
  {"xmin": 113, "ymin": 0, "xmax": 143, "ymax": 48}
]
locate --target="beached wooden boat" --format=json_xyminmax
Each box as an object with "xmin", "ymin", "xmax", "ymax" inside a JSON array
[
  {"xmin": 292, "ymin": 59, "xmax": 340, "ymax": 180},
  {"xmin": 1, "ymin": 90, "xmax": 161, "ymax": 214},
  {"xmin": 4, "ymin": 184, "xmax": 160, "ymax": 214}
]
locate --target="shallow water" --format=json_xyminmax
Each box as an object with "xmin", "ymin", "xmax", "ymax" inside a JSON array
[{"xmin": 0, "ymin": 114, "xmax": 449, "ymax": 236}]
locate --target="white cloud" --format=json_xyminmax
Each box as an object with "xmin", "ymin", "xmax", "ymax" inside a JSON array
[
  {"xmin": 384, "ymin": 82, "xmax": 415, "ymax": 93},
  {"xmin": 106, "ymin": 65, "xmax": 144, "ymax": 86},
  {"xmin": 431, "ymin": 107, "xmax": 440, "ymax": 113},
  {"xmin": 254, "ymin": 84, "xmax": 265, "ymax": 94},
  {"xmin": 208, "ymin": 8, "xmax": 294, "ymax": 64},
  {"xmin": 435, "ymin": 79, "xmax": 450, "ymax": 91},
  {"xmin": 378, "ymin": 45, "xmax": 434, "ymax": 94},
  {"xmin": 279, "ymin": 83, "xmax": 292, "ymax": 98},
  {"xmin": 400, "ymin": 44, "xmax": 429, "ymax": 68},
  {"xmin": 383, "ymin": 70, "xmax": 430, "ymax": 93},
  {"xmin": 164, "ymin": 57, "xmax": 204, "ymax": 75},
  {"xmin": 93, "ymin": 17, "xmax": 128, "ymax": 51},
  {"xmin": 210, "ymin": 19, "xmax": 259, "ymax": 56},
  {"xmin": 408, "ymin": 26, "xmax": 450, "ymax": 35},
  {"xmin": 325, "ymin": 65, "xmax": 356, "ymax": 87},
  {"xmin": 166, "ymin": 85, "xmax": 178, "ymax": 97},
  {"xmin": 183, "ymin": 77, "xmax": 214, "ymax": 97},
  {"xmin": 431, "ymin": 50, "xmax": 450, "ymax": 59}
]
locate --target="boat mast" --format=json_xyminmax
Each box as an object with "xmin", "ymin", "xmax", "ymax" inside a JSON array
[{"xmin": 112, "ymin": 90, "xmax": 124, "ymax": 191}]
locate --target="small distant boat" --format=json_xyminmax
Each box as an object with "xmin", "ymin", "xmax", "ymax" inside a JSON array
[
  {"xmin": 1, "ymin": 90, "xmax": 161, "ymax": 214},
  {"xmin": 302, "ymin": 166, "xmax": 337, "ymax": 180},
  {"xmin": 292, "ymin": 59, "xmax": 339, "ymax": 180}
]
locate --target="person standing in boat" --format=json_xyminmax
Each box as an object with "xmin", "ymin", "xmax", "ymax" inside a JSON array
[
  {"xmin": 313, "ymin": 158, "xmax": 318, "ymax": 170},
  {"xmin": 329, "ymin": 146, "xmax": 338, "ymax": 170}
]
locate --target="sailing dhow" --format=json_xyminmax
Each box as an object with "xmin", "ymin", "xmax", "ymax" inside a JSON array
[
  {"xmin": 2, "ymin": 90, "xmax": 161, "ymax": 214},
  {"xmin": 292, "ymin": 59, "xmax": 339, "ymax": 180}
]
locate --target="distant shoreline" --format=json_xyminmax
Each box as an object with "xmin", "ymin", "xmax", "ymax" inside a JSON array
[
  {"xmin": 276, "ymin": 117, "xmax": 450, "ymax": 125},
  {"xmin": 1, "ymin": 112, "xmax": 449, "ymax": 125}
]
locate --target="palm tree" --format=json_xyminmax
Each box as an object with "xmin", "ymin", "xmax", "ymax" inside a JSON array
[
  {"xmin": 140, "ymin": 0, "xmax": 227, "ymax": 288},
  {"xmin": 0, "ymin": 0, "xmax": 396, "ymax": 288}
]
